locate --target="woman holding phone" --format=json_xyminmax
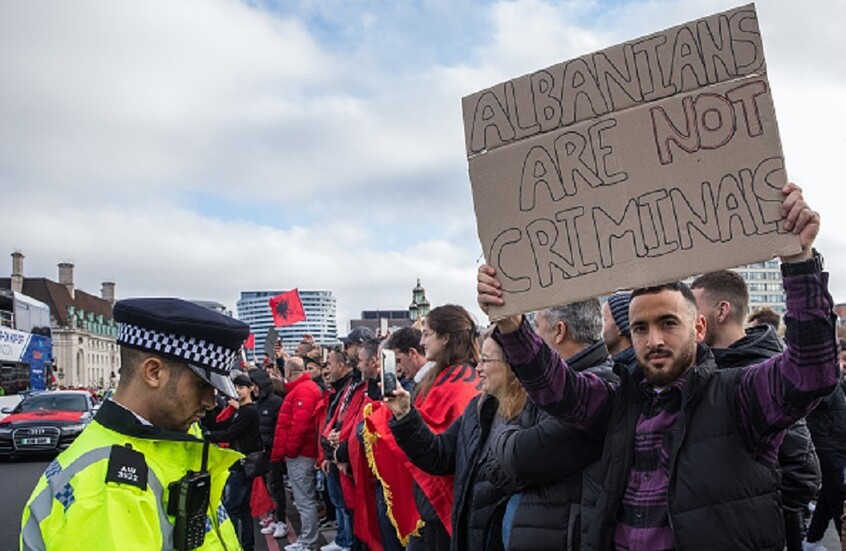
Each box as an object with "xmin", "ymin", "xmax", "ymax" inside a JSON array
[{"xmin": 366, "ymin": 305, "xmax": 481, "ymax": 550}]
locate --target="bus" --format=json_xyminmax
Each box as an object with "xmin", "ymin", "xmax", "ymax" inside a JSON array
[{"xmin": 0, "ymin": 289, "xmax": 53, "ymax": 394}]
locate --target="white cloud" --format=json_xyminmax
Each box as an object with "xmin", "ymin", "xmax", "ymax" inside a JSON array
[{"xmin": 2, "ymin": 0, "xmax": 845, "ymax": 339}]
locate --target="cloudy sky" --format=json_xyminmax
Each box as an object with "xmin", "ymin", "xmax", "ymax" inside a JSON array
[{"xmin": 1, "ymin": 0, "xmax": 844, "ymax": 330}]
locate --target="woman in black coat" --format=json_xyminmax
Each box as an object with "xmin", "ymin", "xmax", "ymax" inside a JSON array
[
  {"xmin": 385, "ymin": 334, "xmax": 598, "ymax": 551},
  {"xmin": 206, "ymin": 374, "xmax": 262, "ymax": 551}
]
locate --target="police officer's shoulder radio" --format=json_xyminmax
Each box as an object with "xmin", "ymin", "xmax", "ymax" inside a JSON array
[{"xmin": 168, "ymin": 440, "xmax": 211, "ymax": 551}]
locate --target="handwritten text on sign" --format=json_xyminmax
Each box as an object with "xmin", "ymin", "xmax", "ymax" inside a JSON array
[{"xmin": 462, "ymin": 3, "xmax": 798, "ymax": 319}]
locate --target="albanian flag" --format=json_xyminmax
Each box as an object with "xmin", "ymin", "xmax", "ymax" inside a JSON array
[
  {"xmin": 244, "ymin": 333, "xmax": 256, "ymax": 349},
  {"xmin": 269, "ymin": 289, "xmax": 306, "ymax": 327}
]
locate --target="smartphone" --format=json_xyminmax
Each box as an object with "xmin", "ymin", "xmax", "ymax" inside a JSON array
[{"xmin": 381, "ymin": 349, "xmax": 398, "ymax": 397}]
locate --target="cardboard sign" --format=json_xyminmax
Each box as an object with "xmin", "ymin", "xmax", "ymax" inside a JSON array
[{"xmin": 463, "ymin": 3, "xmax": 800, "ymax": 319}]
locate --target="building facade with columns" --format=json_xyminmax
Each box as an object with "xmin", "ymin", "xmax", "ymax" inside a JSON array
[{"xmin": 1, "ymin": 252, "xmax": 119, "ymax": 390}]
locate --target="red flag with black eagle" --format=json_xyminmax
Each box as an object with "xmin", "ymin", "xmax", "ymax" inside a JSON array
[
  {"xmin": 269, "ymin": 289, "xmax": 306, "ymax": 327},
  {"xmin": 363, "ymin": 402, "xmax": 424, "ymax": 545}
]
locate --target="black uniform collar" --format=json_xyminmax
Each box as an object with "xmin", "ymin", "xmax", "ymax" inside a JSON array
[{"xmin": 95, "ymin": 399, "xmax": 203, "ymax": 443}]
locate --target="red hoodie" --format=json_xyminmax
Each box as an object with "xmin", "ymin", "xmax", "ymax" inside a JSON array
[{"xmin": 271, "ymin": 374, "xmax": 323, "ymax": 461}]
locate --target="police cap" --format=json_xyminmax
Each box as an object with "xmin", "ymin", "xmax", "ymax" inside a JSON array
[{"xmin": 114, "ymin": 298, "xmax": 249, "ymax": 398}]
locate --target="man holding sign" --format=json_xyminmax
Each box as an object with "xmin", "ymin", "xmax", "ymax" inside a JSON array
[{"xmin": 477, "ymin": 183, "xmax": 838, "ymax": 550}]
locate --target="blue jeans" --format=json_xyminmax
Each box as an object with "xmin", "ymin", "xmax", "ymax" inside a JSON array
[
  {"xmin": 501, "ymin": 493, "xmax": 522, "ymax": 548},
  {"xmin": 223, "ymin": 469, "xmax": 254, "ymax": 550},
  {"xmin": 327, "ymin": 468, "xmax": 353, "ymax": 548}
]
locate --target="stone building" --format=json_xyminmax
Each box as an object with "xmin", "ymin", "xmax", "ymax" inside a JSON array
[{"xmin": 1, "ymin": 252, "xmax": 119, "ymax": 390}]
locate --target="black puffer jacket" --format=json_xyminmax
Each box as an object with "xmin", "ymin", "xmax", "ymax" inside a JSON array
[
  {"xmin": 806, "ymin": 383, "xmax": 846, "ymax": 467},
  {"xmin": 491, "ymin": 340, "xmax": 615, "ymax": 550},
  {"xmin": 206, "ymin": 402, "xmax": 263, "ymax": 469},
  {"xmin": 249, "ymin": 369, "xmax": 283, "ymax": 451},
  {"xmin": 711, "ymin": 325, "xmax": 821, "ymax": 511},
  {"xmin": 390, "ymin": 394, "xmax": 508, "ymax": 551}
]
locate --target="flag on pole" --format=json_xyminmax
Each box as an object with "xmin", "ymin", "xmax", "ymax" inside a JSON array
[
  {"xmin": 269, "ymin": 289, "xmax": 307, "ymax": 327},
  {"xmin": 244, "ymin": 333, "xmax": 256, "ymax": 349}
]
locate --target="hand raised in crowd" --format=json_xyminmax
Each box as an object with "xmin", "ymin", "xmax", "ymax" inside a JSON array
[
  {"xmin": 779, "ymin": 182, "xmax": 820, "ymax": 263},
  {"xmin": 227, "ymin": 398, "xmax": 240, "ymax": 410},
  {"xmin": 383, "ymin": 386, "xmax": 412, "ymax": 420},
  {"xmin": 273, "ymin": 341, "xmax": 287, "ymax": 360},
  {"xmin": 477, "ymin": 264, "xmax": 522, "ymax": 333}
]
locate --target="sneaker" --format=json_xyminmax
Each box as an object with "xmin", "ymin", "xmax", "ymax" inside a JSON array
[
  {"xmin": 260, "ymin": 522, "xmax": 276, "ymax": 535},
  {"xmin": 273, "ymin": 522, "xmax": 289, "ymax": 539},
  {"xmin": 802, "ymin": 540, "xmax": 828, "ymax": 551},
  {"xmin": 284, "ymin": 543, "xmax": 305, "ymax": 551},
  {"xmin": 319, "ymin": 518, "xmax": 337, "ymax": 529},
  {"xmin": 320, "ymin": 542, "xmax": 346, "ymax": 551}
]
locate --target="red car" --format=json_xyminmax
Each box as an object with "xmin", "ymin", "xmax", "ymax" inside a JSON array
[{"xmin": 0, "ymin": 390, "xmax": 97, "ymax": 457}]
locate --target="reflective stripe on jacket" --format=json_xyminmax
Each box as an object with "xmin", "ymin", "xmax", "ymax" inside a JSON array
[{"xmin": 20, "ymin": 400, "xmax": 243, "ymax": 550}]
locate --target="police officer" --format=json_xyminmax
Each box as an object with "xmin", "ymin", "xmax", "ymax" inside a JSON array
[{"xmin": 20, "ymin": 298, "xmax": 250, "ymax": 550}]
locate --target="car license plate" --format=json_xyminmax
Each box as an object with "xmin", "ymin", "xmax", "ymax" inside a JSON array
[{"xmin": 21, "ymin": 437, "xmax": 51, "ymax": 445}]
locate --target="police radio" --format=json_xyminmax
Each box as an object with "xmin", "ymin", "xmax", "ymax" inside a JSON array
[{"xmin": 168, "ymin": 440, "xmax": 211, "ymax": 551}]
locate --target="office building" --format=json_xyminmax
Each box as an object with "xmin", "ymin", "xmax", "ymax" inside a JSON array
[{"xmin": 731, "ymin": 259, "xmax": 786, "ymax": 315}]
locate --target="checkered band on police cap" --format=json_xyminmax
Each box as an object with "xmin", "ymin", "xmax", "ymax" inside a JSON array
[{"xmin": 117, "ymin": 323, "xmax": 237, "ymax": 375}]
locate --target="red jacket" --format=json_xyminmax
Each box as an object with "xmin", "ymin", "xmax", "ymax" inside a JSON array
[{"xmin": 271, "ymin": 375, "xmax": 323, "ymax": 460}]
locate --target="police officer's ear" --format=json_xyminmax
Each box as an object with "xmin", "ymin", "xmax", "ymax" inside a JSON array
[{"xmin": 138, "ymin": 356, "xmax": 168, "ymax": 390}]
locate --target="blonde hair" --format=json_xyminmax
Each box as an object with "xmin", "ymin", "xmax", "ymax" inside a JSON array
[
  {"xmin": 481, "ymin": 329, "xmax": 526, "ymax": 420},
  {"xmin": 496, "ymin": 368, "xmax": 527, "ymax": 421}
]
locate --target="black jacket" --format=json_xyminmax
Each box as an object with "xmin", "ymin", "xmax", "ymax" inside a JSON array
[
  {"xmin": 806, "ymin": 383, "xmax": 846, "ymax": 467},
  {"xmin": 390, "ymin": 394, "xmax": 508, "ymax": 551},
  {"xmin": 206, "ymin": 402, "xmax": 262, "ymax": 470},
  {"xmin": 581, "ymin": 347, "xmax": 785, "ymax": 550},
  {"xmin": 250, "ymin": 369, "xmax": 283, "ymax": 451},
  {"xmin": 712, "ymin": 325, "xmax": 821, "ymax": 511},
  {"xmin": 492, "ymin": 340, "xmax": 616, "ymax": 550}
]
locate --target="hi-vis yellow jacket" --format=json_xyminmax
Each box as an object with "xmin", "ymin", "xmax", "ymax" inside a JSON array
[{"xmin": 20, "ymin": 400, "xmax": 243, "ymax": 551}]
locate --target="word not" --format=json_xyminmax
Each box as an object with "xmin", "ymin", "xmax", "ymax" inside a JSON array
[{"xmin": 651, "ymin": 80, "xmax": 768, "ymax": 165}]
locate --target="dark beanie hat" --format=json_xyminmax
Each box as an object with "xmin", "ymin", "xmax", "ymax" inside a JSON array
[{"xmin": 608, "ymin": 292, "xmax": 632, "ymax": 337}]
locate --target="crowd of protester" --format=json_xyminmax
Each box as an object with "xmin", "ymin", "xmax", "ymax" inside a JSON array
[
  {"xmin": 205, "ymin": 304, "xmax": 845, "ymax": 551},
  {"xmin": 194, "ymin": 187, "xmax": 846, "ymax": 551}
]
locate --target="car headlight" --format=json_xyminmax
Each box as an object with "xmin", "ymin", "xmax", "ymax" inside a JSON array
[{"xmin": 60, "ymin": 424, "xmax": 87, "ymax": 435}]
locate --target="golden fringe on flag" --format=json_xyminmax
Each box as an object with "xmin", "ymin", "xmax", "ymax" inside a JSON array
[{"xmin": 362, "ymin": 402, "xmax": 425, "ymax": 546}]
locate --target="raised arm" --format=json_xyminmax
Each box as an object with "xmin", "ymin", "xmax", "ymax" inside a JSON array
[
  {"xmin": 478, "ymin": 267, "xmax": 615, "ymax": 430},
  {"xmin": 385, "ymin": 387, "xmax": 462, "ymax": 476},
  {"xmin": 738, "ymin": 183, "xmax": 839, "ymax": 446}
]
